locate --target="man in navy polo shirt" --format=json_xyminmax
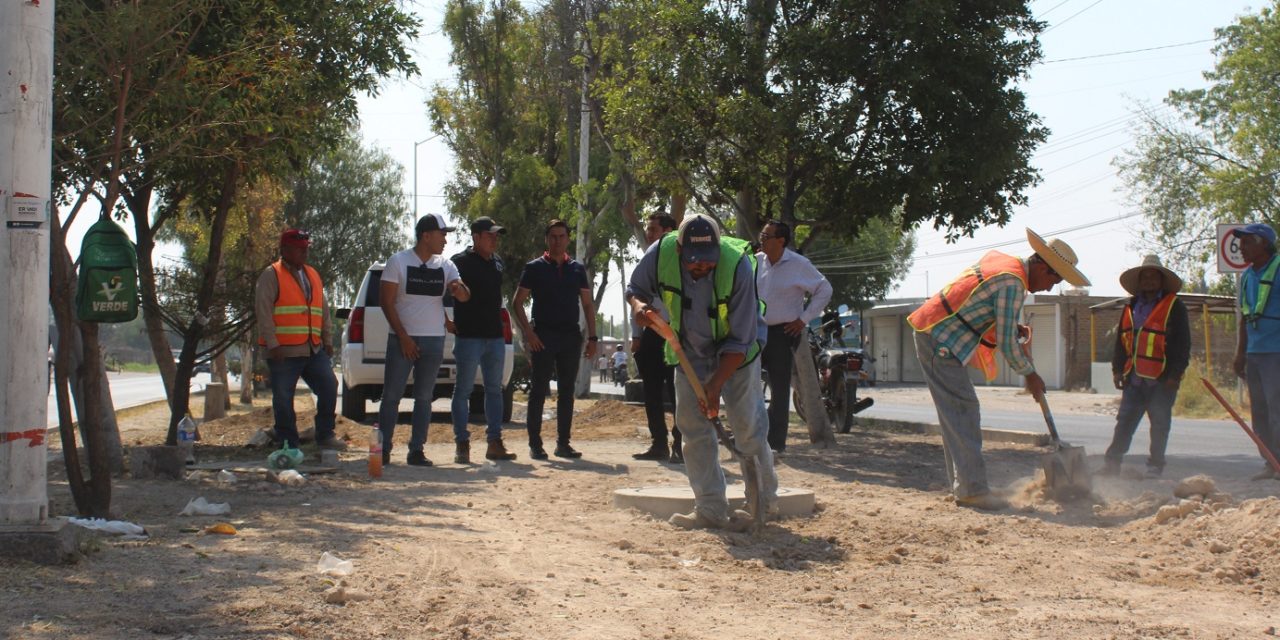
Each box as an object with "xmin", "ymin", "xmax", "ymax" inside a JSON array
[{"xmin": 512, "ymin": 219, "xmax": 599, "ymax": 459}]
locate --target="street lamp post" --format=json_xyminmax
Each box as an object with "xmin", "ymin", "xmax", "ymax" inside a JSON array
[{"xmin": 412, "ymin": 134, "xmax": 441, "ymax": 218}]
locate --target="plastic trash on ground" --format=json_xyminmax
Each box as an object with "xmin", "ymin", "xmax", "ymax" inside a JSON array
[
  {"xmin": 318, "ymin": 551, "xmax": 354, "ymax": 576},
  {"xmin": 268, "ymin": 444, "xmax": 304, "ymax": 470},
  {"xmin": 478, "ymin": 461, "xmax": 500, "ymax": 474},
  {"xmin": 217, "ymin": 470, "xmax": 237, "ymax": 484},
  {"xmin": 276, "ymin": 469, "xmax": 306, "ymax": 486},
  {"xmin": 179, "ymin": 496, "xmax": 232, "ymax": 516},
  {"xmin": 205, "ymin": 522, "xmax": 237, "ymax": 535},
  {"xmin": 68, "ymin": 517, "xmax": 149, "ymax": 540}
]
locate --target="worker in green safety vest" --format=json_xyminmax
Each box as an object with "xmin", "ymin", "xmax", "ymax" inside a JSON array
[
  {"xmin": 1231, "ymin": 222, "xmax": 1280, "ymax": 480},
  {"xmin": 627, "ymin": 214, "xmax": 778, "ymax": 532}
]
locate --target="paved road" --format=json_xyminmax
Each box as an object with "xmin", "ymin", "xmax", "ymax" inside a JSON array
[
  {"xmin": 46, "ymin": 372, "xmax": 212, "ymax": 427},
  {"xmin": 859, "ymin": 395, "xmax": 1258, "ymax": 461}
]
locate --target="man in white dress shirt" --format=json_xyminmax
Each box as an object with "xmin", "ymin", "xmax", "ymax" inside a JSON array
[{"xmin": 755, "ymin": 220, "xmax": 832, "ymax": 453}]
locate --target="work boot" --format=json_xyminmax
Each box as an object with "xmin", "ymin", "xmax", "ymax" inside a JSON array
[
  {"xmin": 1251, "ymin": 466, "xmax": 1277, "ymax": 481},
  {"xmin": 1144, "ymin": 464, "xmax": 1163, "ymax": 479},
  {"xmin": 554, "ymin": 443, "xmax": 583, "ymax": 459},
  {"xmin": 406, "ymin": 450, "xmax": 433, "ymax": 467},
  {"xmin": 632, "ymin": 445, "xmax": 669, "ymax": 461},
  {"xmin": 668, "ymin": 445, "xmax": 684, "ymax": 464},
  {"xmin": 317, "ymin": 436, "xmax": 349, "ymax": 452},
  {"xmin": 486, "ymin": 438, "xmax": 517, "ymax": 461},
  {"xmin": 669, "ymin": 509, "xmax": 753, "ymax": 532},
  {"xmin": 530, "ymin": 446, "xmax": 549, "ymax": 461},
  {"xmin": 381, "ymin": 447, "xmax": 391, "ymax": 466},
  {"xmin": 454, "ymin": 441, "xmax": 470, "ymax": 465},
  {"xmin": 955, "ymin": 493, "xmax": 1008, "ymax": 511},
  {"xmin": 1099, "ymin": 459, "xmax": 1121, "ymax": 477}
]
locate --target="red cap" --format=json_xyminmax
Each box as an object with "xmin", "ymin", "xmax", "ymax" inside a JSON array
[{"xmin": 280, "ymin": 228, "xmax": 311, "ymax": 248}]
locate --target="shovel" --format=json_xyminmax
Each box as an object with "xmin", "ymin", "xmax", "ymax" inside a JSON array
[
  {"xmin": 640, "ymin": 309, "xmax": 766, "ymax": 530},
  {"xmin": 1036, "ymin": 394, "xmax": 1092, "ymax": 500},
  {"xmin": 1201, "ymin": 379, "xmax": 1280, "ymax": 473}
]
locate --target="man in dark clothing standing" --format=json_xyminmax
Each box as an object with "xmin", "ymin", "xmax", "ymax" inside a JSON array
[
  {"xmin": 631, "ymin": 213, "xmax": 683, "ymax": 463},
  {"xmin": 1103, "ymin": 254, "xmax": 1190, "ymax": 478},
  {"xmin": 450, "ymin": 217, "xmax": 518, "ymax": 464},
  {"xmin": 512, "ymin": 219, "xmax": 599, "ymax": 459}
]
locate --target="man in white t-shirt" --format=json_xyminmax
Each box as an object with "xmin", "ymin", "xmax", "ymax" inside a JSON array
[{"xmin": 378, "ymin": 213, "xmax": 470, "ymax": 466}]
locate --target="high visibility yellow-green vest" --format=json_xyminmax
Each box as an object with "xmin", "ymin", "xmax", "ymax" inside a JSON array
[
  {"xmin": 655, "ymin": 233, "xmax": 762, "ymax": 368},
  {"xmin": 1242, "ymin": 253, "xmax": 1280, "ymax": 327}
]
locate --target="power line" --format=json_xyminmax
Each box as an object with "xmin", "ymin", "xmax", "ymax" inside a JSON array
[
  {"xmin": 1039, "ymin": 39, "xmax": 1214, "ymax": 64},
  {"xmin": 1042, "ymin": 0, "xmax": 1106, "ymax": 35}
]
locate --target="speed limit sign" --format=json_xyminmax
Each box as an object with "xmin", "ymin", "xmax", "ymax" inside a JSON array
[{"xmin": 1218, "ymin": 223, "xmax": 1249, "ymax": 273}]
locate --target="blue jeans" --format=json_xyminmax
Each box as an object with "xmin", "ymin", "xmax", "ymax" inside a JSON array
[
  {"xmin": 378, "ymin": 334, "xmax": 445, "ymax": 454},
  {"xmin": 674, "ymin": 356, "xmax": 778, "ymax": 521},
  {"xmin": 452, "ymin": 337, "xmax": 506, "ymax": 442},
  {"xmin": 1246, "ymin": 352, "xmax": 1280, "ymax": 464},
  {"xmin": 914, "ymin": 330, "xmax": 988, "ymax": 499},
  {"xmin": 268, "ymin": 349, "xmax": 338, "ymax": 448},
  {"xmin": 1104, "ymin": 380, "xmax": 1178, "ymax": 469}
]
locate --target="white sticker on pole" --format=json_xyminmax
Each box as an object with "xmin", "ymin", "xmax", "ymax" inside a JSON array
[
  {"xmin": 6, "ymin": 193, "xmax": 46, "ymax": 229},
  {"xmin": 1218, "ymin": 223, "xmax": 1249, "ymax": 273}
]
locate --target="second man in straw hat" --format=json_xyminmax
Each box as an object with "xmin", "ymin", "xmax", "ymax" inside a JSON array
[
  {"xmin": 907, "ymin": 229, "xmax": 1089, "ymax": 511},
  {"xmin": 1102, "ymin": 255, "xmax": 1190, "ymax": 479}
]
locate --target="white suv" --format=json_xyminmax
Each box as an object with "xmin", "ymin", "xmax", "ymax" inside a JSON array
[{"xmin": 337, "ymin": 262, "xmax": 516, "ymax": 423}]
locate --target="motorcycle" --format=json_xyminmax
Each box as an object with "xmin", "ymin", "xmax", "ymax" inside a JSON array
[
  {"xmin": 612, "ymin": 362, "xmax": 629, "ymax": 386},
  {"xmin": 792, "ymin": 320, "xmax": 874, "ymax": 434}
]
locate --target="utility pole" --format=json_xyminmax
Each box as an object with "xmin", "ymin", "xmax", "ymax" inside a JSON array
[
  {"xmin": 574, "ymin": 0, "xmax": 594, "ymax": 398},
  {"xmin": 1, "ymin": 0, "xmax": 63, "ymax": 561}
]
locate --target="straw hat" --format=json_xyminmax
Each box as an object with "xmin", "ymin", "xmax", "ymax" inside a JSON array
[
  {"xmin": 1025, "ymin": 229, "xmax": 1090, "ymax": 287},
  {"xmin": 1119, "ymin": 254, "xmax": 1182, "ymax": 296}
]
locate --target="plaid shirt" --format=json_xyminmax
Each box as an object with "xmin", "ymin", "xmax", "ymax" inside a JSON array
[{"xmin": 924, "ymin": 264, "xmax": 1035, "ymax": 376}]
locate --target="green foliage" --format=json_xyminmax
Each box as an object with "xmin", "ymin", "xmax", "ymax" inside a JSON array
[
  {"xmin": 1116, "ymin": 3, "xmax": 1280, "ymax": 274},
  {"xmin": 803, "ymin": 212, "xmax": 916, "ymax": 309},
  {"xmin": 595, "ymin": 0, "xmax": 1047, "ymax": 244},
  {"xmin": 281, "ymin": 132, "xmax": 412, "ymax": 306},
  {"xmin": 1173, "ymin": 358, "xmax": 1235, "ymax": 420},
  {"xmin": 431, "ymin": 0, "xmax": 634, "ymax": 294}
]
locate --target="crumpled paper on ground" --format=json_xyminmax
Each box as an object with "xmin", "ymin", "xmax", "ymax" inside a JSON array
[
  {"xmin": 179, "ymin": 496, "xmax": 231, "ymax": 516},
  {"xmin": 68, "ymin": 517, "xmax": 149, "ymax": 540}
]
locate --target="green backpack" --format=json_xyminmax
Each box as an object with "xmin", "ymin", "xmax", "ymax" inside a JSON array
[{"xmin": 76, "ymin": 217, "xmax": 139, "ymax": 323}]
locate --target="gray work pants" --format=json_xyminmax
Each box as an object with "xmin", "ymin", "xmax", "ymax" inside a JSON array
[{"xmin": 913, "ymin": 331, "xmax": 989, "ymax": 499}]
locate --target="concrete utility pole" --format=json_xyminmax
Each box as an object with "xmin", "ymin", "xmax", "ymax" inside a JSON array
[{"xmin": 0, "ymin": 0, "xmax": 54, "ymax": 527}]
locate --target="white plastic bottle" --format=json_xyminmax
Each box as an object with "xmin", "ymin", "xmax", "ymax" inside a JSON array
[{"xmin": 177, "ymin": 414, "xmax": 197, "ymax": 465}]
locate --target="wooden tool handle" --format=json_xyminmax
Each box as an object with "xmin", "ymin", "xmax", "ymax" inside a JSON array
[{"xmin": 1202, "ymin": 378, "xmax": 1280, "ymax": 472}]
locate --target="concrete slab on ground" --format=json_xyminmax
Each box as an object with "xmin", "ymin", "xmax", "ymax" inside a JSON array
[
  {"xmin": 612, "ymin": 485, "xmax": 815, "ymax": 520},
  {"xmin": 0, "ymin": 518, "xmax": 84, "ymax": 565}
]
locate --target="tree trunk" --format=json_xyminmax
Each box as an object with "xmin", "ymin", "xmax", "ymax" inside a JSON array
[
  {"xmin": 128, "ymin": 189, "xmax": 179, "ymax": 400},
  {"xmin": 167, "ymin": 161, "xmax": 241, "ymax": 444},
  {"xmin": 67, "ymin": 327, "xmax": 123, "ymax": 475},
  {"xmin": 238, "ymin": 335, "xmax": 255, "ymax": 405}
]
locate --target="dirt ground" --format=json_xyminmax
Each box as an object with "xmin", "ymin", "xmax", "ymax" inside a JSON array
[{"xmin": 4, "ymin": 386, "xmax": 1280, "ymax": 639}]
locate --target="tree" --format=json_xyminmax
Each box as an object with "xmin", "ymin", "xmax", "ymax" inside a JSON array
[
  {"xmin": 804, "ymin": 213, "xmax": 916, "ymax": 310},
  {"xmin": 53, "ymin": 0, "xmax": 419, "ymax": 515},
  {"xmin": 1116, "ymin": 3, "xmax": 1280, "ymax": 285},
  {"xmin": 281, "ymin": 132, "xmax": 412, "ymax": 306},
  {"xmin": 596, "ymin": 0, "xmax": 1047, "ymax": 248}
]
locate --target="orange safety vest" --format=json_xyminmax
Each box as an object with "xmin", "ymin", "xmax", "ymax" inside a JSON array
[
  {"xmin": 907, "ymin": 251, "xmax": 1026, "ymax": 381},
  {"xmin": 259, "ymin": 260, "xmax": 325, "ymax": 347},
  {"xmin": 1119, "ymin": 293, "xmax": 1177, "ymax": 380}
]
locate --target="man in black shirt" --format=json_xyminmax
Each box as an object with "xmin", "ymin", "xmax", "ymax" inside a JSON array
[
  {"xmin": 449, "ymin": 217, "xmax": 518, "ymax": 463},
  {"xmin": 512, "ymin": 219, "xmax": 599, "ymax": 459},
  {"xmin": 631, "ymin": 212, "xmax": 682, "ymax": 463}
]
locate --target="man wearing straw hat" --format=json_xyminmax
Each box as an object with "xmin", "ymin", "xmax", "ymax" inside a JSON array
[
  {"xmin": 1101, "ymin": 255, "xmax": 1190, "ymax": 479},
  {"xmin": 907, "ymin": 229, "xmax": 1089, "ymax": 510}
]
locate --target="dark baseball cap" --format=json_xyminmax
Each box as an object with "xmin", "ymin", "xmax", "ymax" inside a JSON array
[
  {"xmin": 280, "ymin": 228, "xmax": 311, "ymax": 248},
  {"xmin": 677, "ymin": 214, "xmax": 721, "ymax": 264},
  {"xmin": 1231, "ymin": 222, "xmax": 1277, "ymax": 245},
  {"xmin": 470, "ymin": 216, "xmax": 506, "ymax": 235},
  {"xmin": 415, "ymin": 213, "xmax": 456, "ymax": 234}
]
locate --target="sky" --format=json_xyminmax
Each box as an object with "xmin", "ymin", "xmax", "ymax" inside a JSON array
[{"xmin": 356, "ymin": 0, "xmax": 1263, "ymax": 333}]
